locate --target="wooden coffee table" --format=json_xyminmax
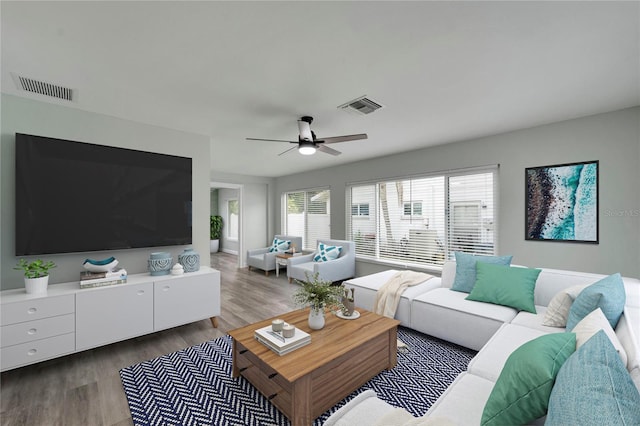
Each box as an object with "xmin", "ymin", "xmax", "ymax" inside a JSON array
[{"xmin": 228, "ymin": 308, "xmax": 400, "ymax": 426}]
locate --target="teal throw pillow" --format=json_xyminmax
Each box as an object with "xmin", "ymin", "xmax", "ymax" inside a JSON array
[
  {"xmin": 466, "ymin": 263, "xmax": 541, "ymax": 313},
  {"xmin": 268, "ymin": 238, "xmax": 290, "ymax": 253},
  {"xmin": 566, "ymin": 273, "xmax": 626, "ymax": 331},
  {"xmin": 481, "ymin": 332, "xmax": 576, "ymax": 426},
  {"xmin": 546, "ymin": 330, "xmax": 640, "ymax": 425},
  {"xmin": 313, "ymin": 243, "xmax": 342, "ymax": 262},
  {"xmin": 450, "ymin": 252, "xmax": 513, "ymax": 293}
]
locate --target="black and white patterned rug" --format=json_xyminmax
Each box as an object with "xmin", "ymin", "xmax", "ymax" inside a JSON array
[{"xmin": 120, "ymin": 327, "xmax": 476, "ymax": 426}]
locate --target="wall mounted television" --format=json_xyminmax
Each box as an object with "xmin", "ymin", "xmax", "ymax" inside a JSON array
[{"xmin": 15, "ymin": 133, "xmax": 192, "ymax": 256}]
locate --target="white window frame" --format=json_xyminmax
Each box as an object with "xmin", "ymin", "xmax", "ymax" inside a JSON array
[{"xmin": 226, "ymin": 199, "xmax": 239, "ymax": 241}]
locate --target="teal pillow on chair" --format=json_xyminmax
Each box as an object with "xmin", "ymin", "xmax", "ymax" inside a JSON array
[
  {"xmin": 546, "ymin": 330, "xmax": 640, "ymax": 425},
  {"xmin": 450, "ymin": 252, "xmax": 513, "ymax": 293},
  {"xmin": 481, "ymin": 332, "xmax": 576, "ymax": 426},
  {"xmin": 268, "ymin": 238, "xmax": 290, "ymax": 252},
  {"xmin": 313, "ymin": 243, "xmax": 342, "ymax": 262},
  {"xmin": 566, "ymin": 273, "xmax": 626, "ymax": 331},
  {"xmin": 466, "ymin": 263, "xmax": 541, "ymax": 313}
]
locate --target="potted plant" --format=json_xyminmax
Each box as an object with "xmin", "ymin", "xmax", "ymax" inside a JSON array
[
  {"xmin": 210, "ymin": 215, "xmax": 223, "ymax": 253},
  {"xmin": 293, "ymin": 272, "xmax": 345, "ymax": 330},
  {"xmin": 14, "ymin": 259, "xmax": 56, "ymax": 294}
]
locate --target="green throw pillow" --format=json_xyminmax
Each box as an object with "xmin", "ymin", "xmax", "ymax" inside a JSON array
[
  {"xmin": 546, "ymin": 330, "xmax": 640, "ymax": 425},
  {"xmin": 450, "ymin": 252, "xmax": 513, "ymax": 293},
  {"xmin": 481, "ymin": 333, "xmax": 576, "ymax": 426},
  {"xmin": 566, "ymin": 273, "xmax": 626, "ymax": 331},
  {"xmin": 466, "ymin": 263, "xmax": 541, "ymax": 313}
]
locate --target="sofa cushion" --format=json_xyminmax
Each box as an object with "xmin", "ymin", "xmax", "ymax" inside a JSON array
[
  {"xmin": 542, "ymin": 284, "xmax": 587, "ymax": 327},
  {"xmin": 466, "ymin": 263, "xmax": 540, "ymax": 313},
  {"xmin": 322, "ymin": 390, "xmax": 395, "ymax": 426},
  {"xmin": 566, "ymin": 273, "xmax": 626, "ymax": 331},
  {"xmin": 546, "ymin": 330, "xmax": 640, "ymax": 425},
  {"xmin": 481, "ymin": 333, "xmax": 576, "ymax": 426},
  {"xmin": 573, "ymin": 307, "xmax": 627, "ymax": 366},
  {"xmin": 425, "ymin": 372, "xmax": 495, "ymax": 425},
  {"xmin": 450, "ymin": 252, "xmax": 513, "ymax": 293},
  {"xmin": 269, "ymin": 238, "xmax": 290, "ymax": 252},
  {"xmin": 313, "ymin": 243, "xmax": 342, "ymax": 262},
  {"xmin": 468, "ymin": 324, "xmax": 549, "ymax": 382}
]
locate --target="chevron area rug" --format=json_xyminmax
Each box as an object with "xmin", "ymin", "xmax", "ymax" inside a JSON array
[{"xmin": 120, "ymin": 327, "xmax": 476, "ymax": 425}]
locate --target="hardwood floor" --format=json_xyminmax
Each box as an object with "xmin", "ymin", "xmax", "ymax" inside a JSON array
[{"xmin": 0, "ymin": 253, "xmax": 300, "ymax": 426}]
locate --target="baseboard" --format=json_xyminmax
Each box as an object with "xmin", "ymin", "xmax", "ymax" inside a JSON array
[{"xmin": 222, "ymin": 248, "xmax": 238, "ymax": 255}]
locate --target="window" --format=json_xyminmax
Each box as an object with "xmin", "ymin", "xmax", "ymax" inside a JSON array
[
  {"xmin": 403, "ymin": 201, "xmax": 422, "ymax": 217},
  {"xmin": 352, "ymin": 203, "xmax": 370, "ymax": 217},
  {"xmin": 283, "ymin": 188, "xmax": 330, "ymax": 250},
  {"xmin": 227, "ymin": 199, "xmax": 238, "ymax": 240},
  {"xmin": 347, "ymin": 167, "xmax": 497, "ymax": 268}
]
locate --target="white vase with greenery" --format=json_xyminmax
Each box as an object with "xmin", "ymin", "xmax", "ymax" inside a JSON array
[
  {"xmin": 293, "ymin": 272, "xmax": 344, "ymax": 330},
  {"xmin": 14, "ymin": 259, "xmax": 56, "ymax": 294}
]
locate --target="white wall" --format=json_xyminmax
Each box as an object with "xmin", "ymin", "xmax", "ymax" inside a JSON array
[
  {"xmin": 1, "ymin": 94, "xmax": 211, "ymax": 289},
  {"xmin": 274, "ymin": 107, "xmax": 640, "ymax": 278}
]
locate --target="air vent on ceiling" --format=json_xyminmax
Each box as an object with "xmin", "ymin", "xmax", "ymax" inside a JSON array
[
  {"xmin": 13, "ymin": 74, "xmax": 74, "ymax": 101},
  {"xmin": 338, "ymin": 95, "xmax": 383, "ymax": 115}
]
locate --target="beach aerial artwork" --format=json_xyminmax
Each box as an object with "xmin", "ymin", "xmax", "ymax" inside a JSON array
[{"xmin": 526, "ymin": 161, "xmax": 598, "ymax": 242}]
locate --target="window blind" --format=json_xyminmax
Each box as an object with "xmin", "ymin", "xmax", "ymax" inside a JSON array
[
  {"xmin": 347, "ymin": 167, "xmax": 497, "ymax": 269},
  {"xmin": 284, "ymin": 188, "xmax": 331, "ymax": 251}
]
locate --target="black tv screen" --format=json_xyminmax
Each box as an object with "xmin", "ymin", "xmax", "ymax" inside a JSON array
[{"xmin": 15, "ymin": 133, "xmax": 192, "ymax": 256}]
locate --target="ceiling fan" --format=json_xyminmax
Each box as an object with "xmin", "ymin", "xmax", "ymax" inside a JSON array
[{"xmin": 246, "ymin": 116, "xmax": 367, "ymax": 156}]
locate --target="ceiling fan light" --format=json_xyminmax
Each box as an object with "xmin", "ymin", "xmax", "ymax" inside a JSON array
[{"xmin": 299, "ymin": 145, "xmax": 316, "ymax": 155}]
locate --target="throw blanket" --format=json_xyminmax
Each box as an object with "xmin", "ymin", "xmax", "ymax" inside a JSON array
[{"xmin": 374, "ymin": 270, "xmax": 433, "ymax": 318}]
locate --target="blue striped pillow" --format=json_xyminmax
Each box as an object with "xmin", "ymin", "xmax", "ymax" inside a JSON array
[{"xmin": 313, "ymin": 243, "xmax": 342, "ymax": 262}]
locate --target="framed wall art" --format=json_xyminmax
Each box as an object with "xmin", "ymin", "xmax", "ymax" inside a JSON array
[{"xmin": 525, "ymin": 160, "xmax": 599, "ymax": 243}]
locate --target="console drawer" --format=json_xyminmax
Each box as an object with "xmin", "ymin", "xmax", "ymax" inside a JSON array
[
  {"xmin": 1, "ymin": 333, "xmax": 75, "ymax": 371},
  {"xmin": 1, "ymin": 295, "xmax": 75, "ymax": 326},
  {"xmin": 1, "ymin": 314, "xmax": 75, "ymax": 347}
]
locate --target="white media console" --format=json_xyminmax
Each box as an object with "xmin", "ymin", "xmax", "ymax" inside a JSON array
[{"xmin": 0, "ymin": 267, "xmax": 220, "ymax": 372}]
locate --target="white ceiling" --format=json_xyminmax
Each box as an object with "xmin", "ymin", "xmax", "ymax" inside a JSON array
[{"xmin": 2, "ymin": 1, "xmax": 639, "ymax": 178}]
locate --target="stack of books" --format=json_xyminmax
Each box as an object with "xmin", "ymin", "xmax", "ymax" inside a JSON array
[
  {"xmin": 254, "ymin": 325, "xmax": 311, "ymax": 355},
  {"xmin": 79, "ymin": 268, "xmax": 127, "ymax": 289}
]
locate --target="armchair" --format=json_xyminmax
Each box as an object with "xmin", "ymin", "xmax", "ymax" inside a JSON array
[
  {"xmin": 247, "ymin": 235, "xmax": 302, "ymax": 276},
  {"xmin": 287, "ymin": 239, "xmax": 356, "ymax": 284}
]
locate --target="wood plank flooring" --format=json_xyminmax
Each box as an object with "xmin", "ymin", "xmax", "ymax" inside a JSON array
[{"xmin": 0, "ymin": 253, "xmax": 300, "ymax": 426}]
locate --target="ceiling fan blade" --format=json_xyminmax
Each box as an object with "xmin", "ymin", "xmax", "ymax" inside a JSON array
[
  {"xmin": 278, "ymin": 146, "xmax": 298, "ymax": 156},
  {"xmin": 317, "ymin": 144, "xmax": 342, "ymax": 156},
  {"xmin": 318, "ymin": 133, "xmax": 368, "ymax": 144},
  {"xmin": 246, "ymin": 137, "xmax": 297, "ymax": 144}
]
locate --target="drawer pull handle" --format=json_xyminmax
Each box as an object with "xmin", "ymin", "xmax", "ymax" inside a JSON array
[
  {"xmin": 267, "ymin": 393, "xmax": 277, "ymax": 401},
  {"xmin": 137, "ymin": 290, "xmax": 145, "ymax": 295},
  {"xmin": 27, "ymin": 307, "xmax": 37, "ymax": 314},
  {"xmin": 28, "ymin": 328, "xmax": 37, "ymax": 335},
  {"xmin": 268, "ymin": 373, "xmax": 278, "ymax": 379},
  {"xmin": 163, "ymin": 286, "xmax": 170, "ymax": 291},
  {"xmin": 239, "ymin": 349, "xmax": 248, "ymax": 354},
  {"xmin": 27, "ymin": 349, "xmax": 37, "ymax": 356}
]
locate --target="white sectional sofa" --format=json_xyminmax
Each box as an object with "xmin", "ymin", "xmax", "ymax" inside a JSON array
[{"xmin": 323, "ymin": 261, "xmax": 640, "ymax": 425}]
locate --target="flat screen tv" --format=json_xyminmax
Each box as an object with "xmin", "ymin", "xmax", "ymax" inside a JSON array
[{"xmin": 15, "ymin": 133, "xmax": 192, "ymax": 256}]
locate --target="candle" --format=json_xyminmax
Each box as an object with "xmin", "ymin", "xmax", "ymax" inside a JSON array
[
  {"xmin": 282, "ymin": 324, "xmax": 295, "ymax": 338},
  {"xmin": 272, "ymin": 319, "xmax": 284, "ymax": 332}
]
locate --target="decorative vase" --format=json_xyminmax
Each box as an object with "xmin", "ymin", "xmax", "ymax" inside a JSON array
[
  {"xmin": 341, "ymin": 297, "xmax": 355, "ymax": 316},
  {"xmin": 178, "ymin": 248, "xmax": 200, "ymax": 272},
  {"xmin": 148, "ymin": 252, "xmax": 172, "ymax": 276},
  {"xmin": 25, "ymin": 276, "xmax": 49, "ymax": 294},
  {"xmin": 308, "ymin": 306, "xmax": 325, "ymax": 330}
]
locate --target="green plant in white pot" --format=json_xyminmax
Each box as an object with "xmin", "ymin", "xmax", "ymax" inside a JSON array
[
  {"xmin": 14, "ymin": 259, "xmax": 56, "ymax": 294},
  {"xmin": 210, "ymin": 215, "xmax": 223, "ymax": 253}
]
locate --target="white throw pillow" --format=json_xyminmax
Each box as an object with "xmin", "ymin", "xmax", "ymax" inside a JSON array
[
  {"xmin": 572, "ymin": 307, "xmax": 628, "ymax": 367},
  {"xmin": 542, "ymin": 284, "xmax": 586, "ymax": 327}
]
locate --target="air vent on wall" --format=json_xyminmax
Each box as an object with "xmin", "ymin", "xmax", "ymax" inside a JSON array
[
  {"xmin": 338, "ymin": 95, "xmax": 383, "ymax": 115},
  {"xmin": 12, "ymin": 73, "xmax": 74, "ymax": 101}
]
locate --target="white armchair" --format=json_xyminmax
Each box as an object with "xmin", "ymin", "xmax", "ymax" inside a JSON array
[
  {"xmin": 287, "ymin": 239, "xmax": 356, "ymax": 284},
  {"xmin": 247, "ymin": 235, "xmax": 302, "ymax": 276}
]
